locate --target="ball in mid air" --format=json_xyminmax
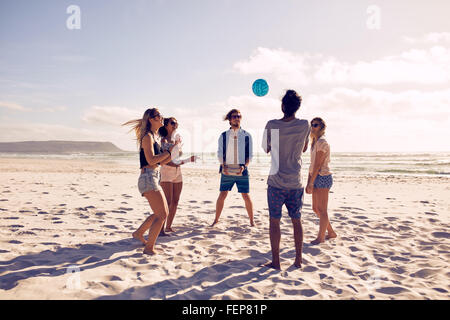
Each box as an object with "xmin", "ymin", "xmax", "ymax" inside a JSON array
[{"xmin": 252, "ymin": 79, "xmax": 269, "ymax": 97}]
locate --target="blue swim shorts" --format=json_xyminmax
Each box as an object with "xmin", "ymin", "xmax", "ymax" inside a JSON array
[
  {"xmin": 313, "ymin": 174, "xmax": 333, "ymax": 189},
  {"xmin": 220, "ymin": 173, "xmax": 250, "ymax": 194},
  {"xmin": 267, "ymin": 185, "xmax": 304, "ymax": 219}
]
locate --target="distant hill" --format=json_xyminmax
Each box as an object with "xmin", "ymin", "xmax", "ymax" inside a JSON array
[{"xmin": 0, "ymin": 141, "xmax": 124, "ymax": 153}]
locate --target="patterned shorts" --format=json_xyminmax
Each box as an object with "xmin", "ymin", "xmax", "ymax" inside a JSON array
[
  {"xmin": 267, "ymin": 185, "xmax": 304, "ymax": 219},
  {"xmin": 313, "ymin": 174, "xmax": 333, "ymax": 189}
]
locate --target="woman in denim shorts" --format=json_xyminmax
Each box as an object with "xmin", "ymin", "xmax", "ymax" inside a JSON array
[
  {"xmin": 122, "ymin": 108, "xmax": 178, "ymax": 255},
  {"xmin": 306, "ymin": 117, "xmax": 337, "ymax": 245}
]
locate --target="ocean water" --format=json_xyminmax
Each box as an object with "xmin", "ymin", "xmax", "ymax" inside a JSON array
[{"xmin": 1, "ymin": 152, "xmax": 449, "ymax": 178}]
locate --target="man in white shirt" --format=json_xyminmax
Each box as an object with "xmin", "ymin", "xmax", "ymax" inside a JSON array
[{"xmin": 211, "ymin": 109, "xmax": 254, "ymax": 227}]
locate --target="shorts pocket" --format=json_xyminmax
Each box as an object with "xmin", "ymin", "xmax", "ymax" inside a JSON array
[{"xmin": 138, "ymin": 175, "xmax": 147, "ymax": 194}]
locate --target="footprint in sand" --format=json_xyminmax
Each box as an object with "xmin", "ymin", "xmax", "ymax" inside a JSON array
[
  {"xmin": 104, "ymin": 225, "xmax": 119, "ymax": 230},
  {"xmin": 376, "ymin": 286, "xmax": 409, "ymax": 295},
  {"xmin": 9, "ymin": 224, "xmax": 24, "ymax": 228},
  {"xmin": 431, "ymin": 232, "xmax": 449, "ymax": 239},
  {"xmin": 111, "ymin": 210, "xmax": 126, "ymax": 214},
  {"xmin": 17, "ymin": 231, "xmax": 37, "ymax": 235}
]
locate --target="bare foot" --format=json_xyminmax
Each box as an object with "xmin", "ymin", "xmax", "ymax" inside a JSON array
[
  {"xmin": 211, "ymin": 220, "xmax": 219, "ymax": 227},
  {"xmin": 310, "ymin": 238, "xmax": 325, "ymax": 245},
  {"xmin": 250, "ymin": 220, "xmax": 255, "ymax": 227},
  {"xmin": 263, "ymin": 261, "xmax": 281, "ymax": 270},
  {"xmin": 293, "ymin": 259, "xmax": 302, "ymax": 268},
  {"xmin": 159, "ymin": 230, "xmax": 170, "ymax": 237},
  {"xmin": 326, "ymin": 232, "xmax": 337, "ymax": 240},
  {"xmin": 132, "ymin": 231, "xmax": 146, "ymax": 246},
  {"xmin": 165, "ymin": 227, "xmax": 175, "ymax": 233},
  {"xmin": 143, "ymin": 247, "xmax": 157, "ymax": 255}
]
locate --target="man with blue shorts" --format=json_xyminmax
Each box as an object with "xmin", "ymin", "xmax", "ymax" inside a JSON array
[
  {"xmin": 211, "ymin": 109, "xmax": 254, "ymax": 227},
  {"xmin": 262, "ymin": 90, "xmax": 310, "ymax": 269}
]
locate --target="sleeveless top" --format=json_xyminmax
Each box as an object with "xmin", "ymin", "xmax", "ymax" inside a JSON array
[{"xmin": 140, "ymin": 135, "xmax": 163, "ymax": 169}]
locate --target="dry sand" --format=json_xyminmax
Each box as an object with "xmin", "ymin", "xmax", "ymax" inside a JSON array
[{"xmin": 0, "ymin": 157, "xmax": 449, "ymax": 299}]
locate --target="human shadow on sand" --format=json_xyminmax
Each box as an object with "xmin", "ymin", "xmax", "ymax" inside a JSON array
[
  {"xmin": 96, "ymin": 249, "xmax": 279, "ymax": 300},
  {"xmin": 0, "ymin": 227, "xmax": 203, "ymax": 291}
]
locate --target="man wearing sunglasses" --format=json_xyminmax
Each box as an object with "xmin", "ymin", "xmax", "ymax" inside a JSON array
[{"xmin": 212, "ymin": 109, "xmax": 254, "ymax": 227}]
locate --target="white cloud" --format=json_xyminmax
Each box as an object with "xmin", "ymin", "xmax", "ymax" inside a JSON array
[
  {"xmin": 38, "ymin": 106, "xmax": 68, "ymax": 113},
  {"xmin": 82, "ymin": 106, "xmax": 142, "ymax": 126},
  {"xmin": 234, "ymin": 45, "xmax": 450, "ymax": 86},
  {"xmin": 306, "ymin": 87, "xmax": 450, "ymax": 117},
  {"xmin": 0, "ymin": 101, "xmax": 31, "ymax": 111},
  {"xmin": 0, "ymin": 101, "xmax": 69, "ymax": 113},
  {"xmin": 403, "ymin": 32, "xmax": 450, "ymax": 44},
  {"xmin": 233, "ymin": 47, "xmax": 315, "ymax": 86},
  {"xmin": 301, "ymin": 87, "xmax": 450, "ymax": 152}
]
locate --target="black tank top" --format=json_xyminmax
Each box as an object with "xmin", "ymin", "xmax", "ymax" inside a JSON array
[{"xmin": 140, "ymin": 140, "xmax": 163, "ymax": 169}]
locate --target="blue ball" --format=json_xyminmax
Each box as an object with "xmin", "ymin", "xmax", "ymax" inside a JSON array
[{"xmin": 252, "ymin": 79, "xmax": 269, "ymax": 97}]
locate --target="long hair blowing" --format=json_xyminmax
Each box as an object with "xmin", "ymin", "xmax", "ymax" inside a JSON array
[{"xmin": 122, "ymin": 108, "xmax": 159, "ymax": 149}]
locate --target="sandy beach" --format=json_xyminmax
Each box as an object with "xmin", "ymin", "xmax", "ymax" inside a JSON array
[{"xmin": 0, "ymin": 157, "xmax": 449, "ymax": 300}]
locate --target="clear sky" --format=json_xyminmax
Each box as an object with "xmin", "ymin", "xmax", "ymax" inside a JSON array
[{"xmin": 1, "ymin": 0, "xmax": 449, "ymax": 152}]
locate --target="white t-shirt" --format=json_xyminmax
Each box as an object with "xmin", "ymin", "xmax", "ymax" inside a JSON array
[{"xmin": 225, "ymin": 129, "xmax": 242, "ymax": 176}]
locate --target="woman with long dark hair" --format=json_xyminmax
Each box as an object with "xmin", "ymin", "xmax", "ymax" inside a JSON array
[
  {"xmin": 122, "ymin": 108, "xmax": 178, "ymax": 255},
  {"xmin": 158, "ymin": 117, "xmax": 196, "ymax": 233}
]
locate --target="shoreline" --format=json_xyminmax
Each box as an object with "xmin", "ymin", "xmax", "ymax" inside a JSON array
[{"xmin": 1, "ymin": 157, "xmax": 449, "ymax": 180}]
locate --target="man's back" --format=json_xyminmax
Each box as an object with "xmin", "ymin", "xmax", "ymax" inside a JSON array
[{"xmin": 264, "ymin": 118, "xmax": 310, "ymax": 189}]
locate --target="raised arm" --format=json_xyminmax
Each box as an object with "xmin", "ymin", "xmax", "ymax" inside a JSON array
[{"xmin": 142, "ymin": 134, "xmax": 171, "ymax": 166}]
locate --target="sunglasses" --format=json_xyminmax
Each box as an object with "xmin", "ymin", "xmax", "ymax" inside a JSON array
[
  {"xmin": 152, "ymin": 113, "xmax": 163, "ymax": 119},
  {"xmin": 311, "ymin": 123, "xmax": 321, "ymax": 128},
  {"xmin": 231, "ymin": 115, "xmax": 242, "ymax": 119},
  {"xmin": 170, "ymin": 121, "xmax": 178, "ymax": 126}
]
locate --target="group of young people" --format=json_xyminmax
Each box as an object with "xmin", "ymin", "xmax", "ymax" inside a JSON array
[{"xmin": 123, "ymin": 89, "xmax": 336, "ymax": 269}]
